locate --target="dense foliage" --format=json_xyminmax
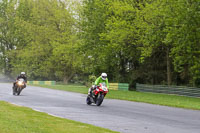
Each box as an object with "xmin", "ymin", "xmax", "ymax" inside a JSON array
[
  {"xmin": 0, "ymin": 0, "xmax": 200, "ymax": 86},
  {"xmin": 0, "ymin": 0, "xmax": 82, "ymax": 82}
]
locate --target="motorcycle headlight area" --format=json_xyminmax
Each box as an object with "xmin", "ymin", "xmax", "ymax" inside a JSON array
[{"xmin": 18, "ymin": 81, "xmax": 24, "ymax": 85}]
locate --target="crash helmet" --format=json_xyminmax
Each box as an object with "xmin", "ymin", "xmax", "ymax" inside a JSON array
[
  {"xmin": 101, "ymin": 73, "xmax": 107, "ymax": 80},
  {"xmin": 20, "ymin": 72, "xmax": 26, "ymax": 76}
]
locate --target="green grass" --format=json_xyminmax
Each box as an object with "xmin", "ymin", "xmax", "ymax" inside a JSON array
[
  {"xmin": 33, "ymin": 84, "xmax": 200, "ymax": 110},
  {"xmin": 0, "ymin": 101, "xmax": 118, "ymax": 133}
]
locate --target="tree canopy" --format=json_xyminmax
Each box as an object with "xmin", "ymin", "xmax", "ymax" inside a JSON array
[{"xmin": 0, "ymin": 0, "xmax": 200, "ymax": 86}]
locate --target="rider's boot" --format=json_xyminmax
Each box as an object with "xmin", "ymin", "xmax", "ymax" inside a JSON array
[
  {"xmin": 88, "ymin": 88, "xmax": 92, "ymax": 96},
  {"xmin": 12, "ymin": 86, "xmax": 15, "ymax": 91}
]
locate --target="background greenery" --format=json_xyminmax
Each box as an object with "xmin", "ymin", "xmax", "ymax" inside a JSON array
[{"xmin": 1, "ymin": 0, "xmax": 200, "ymax": 87}]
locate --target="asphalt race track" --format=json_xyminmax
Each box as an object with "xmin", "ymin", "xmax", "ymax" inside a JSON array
[{"xmin": 0, "ymin": 83, "xmax": 200, "ymax": 133}]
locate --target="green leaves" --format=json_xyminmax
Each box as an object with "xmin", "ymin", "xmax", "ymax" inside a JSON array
[
  {"xmin": 0, "ymin": 0, "xmax": 80, "ymax": 82},
  {"xmin": 0, "ymin": 0, "xmax": 200, "ymax": 86}
]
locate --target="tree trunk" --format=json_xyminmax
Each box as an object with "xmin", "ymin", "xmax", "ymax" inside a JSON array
[
  {"xmin": 166, "ymin": 47, "xmax": 172, "ymax": 86},
  {"xmin": 63, "ymin": 76, "xmax": 69, "ymax": 84},
  {"xmin": 63, "ymin": 73, "xmax": 74, "ymax": 84}
]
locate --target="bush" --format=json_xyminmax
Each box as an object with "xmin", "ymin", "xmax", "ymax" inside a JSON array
[
  {"xmin": 129, "ymin": 80, "xmax": 136, "ymax": 91},
  {"xmin": 195, "ymin": 78, "xmax": 200, "ymax": 87},
  {"xmin": 85, "ymin": 75, "xmax": 96, "ymax": 87}
]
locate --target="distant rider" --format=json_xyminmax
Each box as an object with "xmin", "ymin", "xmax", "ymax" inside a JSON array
[
  {"xmin": 13, "ymin": 72, "xmax": 27, "ymax": 89},
  {"xmin": 88, "ymin": 73, "xmax": 109, "ymax": 96}
]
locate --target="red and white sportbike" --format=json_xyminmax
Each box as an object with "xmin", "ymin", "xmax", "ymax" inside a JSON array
[{"xmin": 86, "ymin": 83, "xmax": 108, "ymax": 106}]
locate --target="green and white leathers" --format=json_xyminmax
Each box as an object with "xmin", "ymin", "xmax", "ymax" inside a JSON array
[{"xmin": 95, "ymin": 76, "xmax": 109, "ymax": 89}]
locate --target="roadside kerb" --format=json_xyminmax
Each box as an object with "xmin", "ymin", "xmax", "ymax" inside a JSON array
[
  {"xmin": 109, "ymin": 83, "xmax": 129, "ymax": 91},
  {"xmin": 28, "ymin": 81, "xmax": 56, "ymax": 85}
]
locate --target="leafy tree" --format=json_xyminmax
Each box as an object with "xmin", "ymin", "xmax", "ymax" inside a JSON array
[
  {"xmin": 80, "ymin": 0, "xmax": 108, "ymax": 75},
  {"xmin": 1, "ymin": 0, "xmax": 81, "ymax": 82},
  {"xmin": 136, "ymin": 0, "xmax": 179, "ymax": 85},
  {"xmin": 100, "ymin": 0, "xmax": 139, "ymax": 82},
  {"xmin": 169, "ymin": 0, "xmax": 200, "ymax": 86},
  {"xmin": 0, "ymin": 0, "xmax": 19, "ymax": 77},
  {"xmin": 1, "ymin": 0, "xmax": 200, "ymax": 86},
  {"xmin": 80, "ymin": 0, "xmax": 141, "ymax": 82}
]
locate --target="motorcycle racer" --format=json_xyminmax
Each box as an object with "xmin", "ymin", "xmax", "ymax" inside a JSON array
[
  {"xmin": 88, "ymin": 73, "xmax": 109, "ymax": 96},
  {"xmin": 13, "ymin": 72, "xmax": 27, "ymax": 89}
]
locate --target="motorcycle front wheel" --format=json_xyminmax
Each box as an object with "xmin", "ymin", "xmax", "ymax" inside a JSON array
[
  {"xmin": 86, "ymin": 96, "xmax": 92, "ymax": 105},
  {"xmin": 12, "ymin": 90, "xmax": 16, "ymax": 95},
  {"xmin": 17, "ymin": 89, "xmax": 22, "ymax": 95},
  {"xmin": 16, "ymin": 87, "xmax": 23, "ymax": 95},
  {"xmin": 96, "ymin": 94, "xmax": 104, "ymax": 106},
  {"xmin": 12, "ymin": 87, "xmax": 17, "ymax": 95}
]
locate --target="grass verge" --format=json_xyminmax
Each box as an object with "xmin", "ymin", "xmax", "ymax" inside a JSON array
[
  {"xmin": 0, "ymin": 101, "xmax": 118, "ymax": 133},
  {"xmin": 33, "ymin": 84, "xmax": 200, "ymax": 110}
]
